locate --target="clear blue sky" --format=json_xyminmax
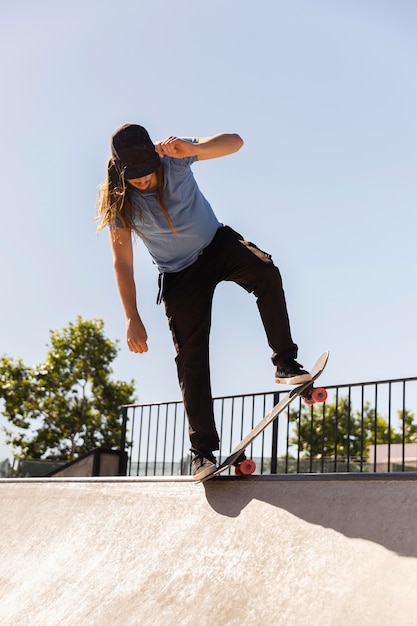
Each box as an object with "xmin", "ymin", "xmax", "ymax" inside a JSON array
[{"xmin": 1, "ymin": 0, "xmax": 416, "ymax": 461}]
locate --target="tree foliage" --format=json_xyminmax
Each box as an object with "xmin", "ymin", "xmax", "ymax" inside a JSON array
[
  {"xmin": 0, "ymin": 317, "xmax": 136, "ymax": 461},
  {"xmin": 289, "ymin": 397, "xmax": 416, "ymax": 463}
]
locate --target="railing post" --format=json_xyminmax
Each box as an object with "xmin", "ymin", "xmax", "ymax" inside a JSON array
[
  {"xmin": 118, "ymin": 406, "xmax": 128, "ymax": 476},
  {"xmin": 270, "ymin": 392, "xmax": 280, "ymax": 474}
]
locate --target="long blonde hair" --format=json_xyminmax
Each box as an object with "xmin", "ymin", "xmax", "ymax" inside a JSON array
[{"xmin": 96, "ymin": 158, "xmax": 177, "ymax": 235}]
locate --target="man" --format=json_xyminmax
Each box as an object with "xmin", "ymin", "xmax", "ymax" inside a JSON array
[{"xmin": 97, "ymin": 123, "xmax": 311, "ymax": 480}]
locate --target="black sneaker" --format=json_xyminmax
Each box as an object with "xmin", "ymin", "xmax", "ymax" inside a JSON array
[
  {"xmin": 191, "ymin": 450, "xmax": 217, "ymax": 481},
  {"xmin": 274, "ymin": 358, "xmax": 312, "ymax": 385}
]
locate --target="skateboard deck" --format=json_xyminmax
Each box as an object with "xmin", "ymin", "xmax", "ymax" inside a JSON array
[{"xmin": 200, "ymin": 350, "xmax": 330, "ymax": 482}]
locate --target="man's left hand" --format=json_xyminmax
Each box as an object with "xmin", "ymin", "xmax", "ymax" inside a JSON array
[{"xmin": 155, "ymin": 136, "xmax": 195, "ymax": 159}]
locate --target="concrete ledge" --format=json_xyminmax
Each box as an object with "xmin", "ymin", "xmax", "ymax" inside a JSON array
[
  {"xmin": 2, "ymin": 470, "xmax": 417, "ymax": 484},
  {"xmin": 2, "ymin": 476, "xmax": 417, "ymax": 625}
]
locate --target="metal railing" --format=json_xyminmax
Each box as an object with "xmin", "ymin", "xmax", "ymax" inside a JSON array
[{"xmin": 120, "ymin": 376, "xmax": 417, "ymax": 477}]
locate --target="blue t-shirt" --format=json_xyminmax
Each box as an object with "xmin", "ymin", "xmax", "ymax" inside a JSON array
[{"xmin": 127, "ymin": 140, "xmax": 221, "ymax": 273}]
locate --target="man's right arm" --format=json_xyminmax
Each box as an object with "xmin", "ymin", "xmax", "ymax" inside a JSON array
[{"xmin": 110, "ymin": 228, "xmax": 148, "ymax": 354}]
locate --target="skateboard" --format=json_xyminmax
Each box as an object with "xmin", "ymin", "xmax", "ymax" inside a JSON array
[{"xmin": 199, "ymin": 350, "xmax": 330, "ymax": 482}]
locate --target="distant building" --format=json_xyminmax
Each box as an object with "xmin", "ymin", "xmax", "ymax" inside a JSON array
[
  {"xmin": 0, "ymin": 458, "xmax": 11, "ymax": 478},
  {"xmin": 368, "ymin": 444, "xmax": 417, "ymax": 472}
]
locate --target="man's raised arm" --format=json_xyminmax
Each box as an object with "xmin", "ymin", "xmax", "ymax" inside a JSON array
[{"xmin": 155, "ymin": 133, "xmax": 243, "ymax": 161}]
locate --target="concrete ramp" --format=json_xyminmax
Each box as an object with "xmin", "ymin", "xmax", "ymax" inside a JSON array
[{"xmin": 1, "ymin": 475, "xmax": 417, "ymax": 625}]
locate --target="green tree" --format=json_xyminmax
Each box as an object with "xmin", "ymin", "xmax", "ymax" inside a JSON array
[
  {"xmin": 289, "ymin": 397, "xmax": 403, "ymax": 464},
  {"xmin": 398, "ymin": 409, "xmax": 417, "ymax": 443},
  {"xmin": 0, "ymin": 317, "xmax": 136, "ymax": 461}
]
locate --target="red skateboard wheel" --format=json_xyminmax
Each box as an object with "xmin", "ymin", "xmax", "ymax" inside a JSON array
[
  {"xmin": 312, "ymin": 387, "xmax": 327, "ymax": 403},
  {"xmin": 303, "ymin": 397, "xmax": 315, "ymax": 405},
  {"xmin": 235, "ymin": 459, "xmax": 256, "ymax": 476}
]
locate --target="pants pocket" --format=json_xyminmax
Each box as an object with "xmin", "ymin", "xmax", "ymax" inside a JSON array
[{"xmin": 239, "ymin": 239, "xmax": 272, "ymax": 263}]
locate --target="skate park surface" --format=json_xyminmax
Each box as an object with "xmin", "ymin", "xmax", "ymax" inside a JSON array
[{"xmin": 2, "ymin": 474, "xmax": 417, "ymax": 626}]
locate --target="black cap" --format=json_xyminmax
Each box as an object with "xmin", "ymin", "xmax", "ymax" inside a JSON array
[{"xmin": 111, "ymin": 124, "xmax": 161, "ymax": 179}]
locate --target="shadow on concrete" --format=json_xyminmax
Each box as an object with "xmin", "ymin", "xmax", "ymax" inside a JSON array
[{"xmin": 203, "ymin": 473, "xmax": 417, "ymax": 558}]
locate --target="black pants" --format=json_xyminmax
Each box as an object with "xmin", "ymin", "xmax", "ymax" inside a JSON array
[{"xmin": 162, "ymin": 225, "xmax": 297, "ymax": 453}]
